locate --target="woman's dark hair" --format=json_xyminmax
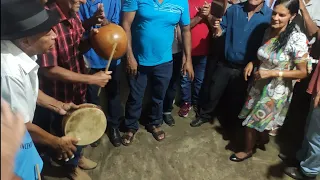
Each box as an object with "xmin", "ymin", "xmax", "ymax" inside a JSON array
[{"xmin": 272, "ymin": 0, "xmax": 300, "ymax": 51}]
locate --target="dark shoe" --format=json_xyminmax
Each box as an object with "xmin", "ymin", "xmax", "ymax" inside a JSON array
[
  {"xmin": 107, "ymin": 127, "xmax": 121, "ymax": 147},
  {"xmin": 190, "ymin": 117, "xmax": 209, "ymax": 127},
  {"xmin": 278, "ymin": 153, "xmax": 300, "ymax": 166},
  {"xmin": 163, "ymin": 113, "xmax": 175, "ymax": 126},
  {"xmin": 193, "ymin": 104, "xmax": 199, "ymax": 117},
  {"xmin": 229, "ymin": 153, "xmax": 252, "ymax": 162},
  {"xmin": 284, "ymin": 167, "xmax": 316, "ymax": 180}
]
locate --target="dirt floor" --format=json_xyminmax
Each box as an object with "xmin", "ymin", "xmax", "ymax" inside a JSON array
[
  {"xmin": 42, "ymin": 105, "xmax": 320, "ymax": 180},
  {"xmin": 42, "ymin": 65, "xmax": 319, "ymax": 180}
]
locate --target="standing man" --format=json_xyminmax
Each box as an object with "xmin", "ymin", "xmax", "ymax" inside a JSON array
[
  {"xmin": 36, "ymin": 0, "xmax": 112, "ymax": 179},
  {"xmin": 121, "ymin": 0, "xmax": 194, "ymax": 145},
  {"xmin": 191, "ymin": 0, "xmax": 272, "ymax": 127},
  {"xmin": 162, "ymin": 25, "xmax": 183, "ymax": 126},
  {"xmin": 178, "ymin": 0, "xmax": 211, "ymax": 118},
  {"xmin": 79, "ymin": 0, "xmax": 123, "ymax": 147}
]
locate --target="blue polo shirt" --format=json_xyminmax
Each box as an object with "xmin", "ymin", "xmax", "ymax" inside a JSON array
[
  {"xmin": 79, "ymin": 0, "xmax": 121, "ymax": 69},
  {"xmin": 122, "ymin": 0, "xmax": 190, "ymax": 66},
  {"xmin": 14, "ymin": 131, "xmax": 43, "ymax": 180},
  {"xmin": 221, "ymin": 2, "xmax": 272, "ymax": 65}
]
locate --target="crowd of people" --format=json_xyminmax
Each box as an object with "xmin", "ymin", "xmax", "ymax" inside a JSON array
[{"xmin": 1, "ymin": 0, "xmax": 319, "ymax": 179}]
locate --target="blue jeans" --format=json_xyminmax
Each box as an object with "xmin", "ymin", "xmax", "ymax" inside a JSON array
[
  {"xmin": 125, "ymin": 61, "xmax": 173, "ymax": 130},
  {"xmin": 180, "ymin": 56, "xmax": 207, "ymax": 105},
  {"xmin": 297, "ymin": 99, "xmax": 320, "ymax": 177},
  {"xmin": 163, "ymin": 52, "xmax": 183, "ymax": 113},
  {"xmin": 86, "ymin": 64, "xmax": 123, "ymax": 128}
]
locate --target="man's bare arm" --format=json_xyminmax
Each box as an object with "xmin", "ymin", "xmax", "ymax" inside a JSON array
[
  {"xmin": 40, "ymin": 66, "xmax": 93, "ymax": 84},
  {"xmin": 300, "ymin": 1, "xmax": 319, "ymax": 37}
]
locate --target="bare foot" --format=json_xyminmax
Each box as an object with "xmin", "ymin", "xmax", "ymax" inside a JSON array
[
  {"xmin": 234, "ymin": 151, "xmax": 252, "ymax": 159},
  {"xmin": 122, "ymin": 131, "xmax": 135, "ymax": 145},
  {"xmin": 154, "ymin": 127, "xmax": 165, "ymax": 140}
]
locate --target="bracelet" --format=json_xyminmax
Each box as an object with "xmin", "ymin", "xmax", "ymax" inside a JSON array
[{"xmin": 278, "ymin": 71, "xmax": 283, "ymax": 77}]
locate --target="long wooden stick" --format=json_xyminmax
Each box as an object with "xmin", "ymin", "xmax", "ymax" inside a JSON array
[{"xmin": 97, "ymin": 42, "xmax": 118, "ymax": 96}]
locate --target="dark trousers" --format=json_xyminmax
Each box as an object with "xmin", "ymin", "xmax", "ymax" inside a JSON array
[
  {"xmin": 163, "ymin": 52, "xmax": 183, "ymax": 113},
  {"xmin": 125, "ymin": 61, "xmax": 173, "ymax": 130},
  {"xmin": 199, "ymin": 61, "xmax": 248, "ymax": 120},
  {"xmin": 33, "ymin": 106, "xmax": 82, "ymax": 167},
  {"xmin": 86, "ymin": 64, "xmax": 123, "ymax": 128}
]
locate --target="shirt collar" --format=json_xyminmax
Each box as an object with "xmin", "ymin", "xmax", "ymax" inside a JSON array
[
  {"xmin": 1, "ymin": 40, "xmax": 39, "ymax": 74},
  {"xmin": 241, "ymin": 1, "xmax": 269, "ymax": 15}
]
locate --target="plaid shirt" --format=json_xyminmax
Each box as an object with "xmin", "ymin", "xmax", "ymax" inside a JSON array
[{"xmin": 38, "ymin": 2, "xmax": 86, "ymax": 104}]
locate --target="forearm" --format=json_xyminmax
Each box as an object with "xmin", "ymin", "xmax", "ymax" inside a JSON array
[
  {"xmin": 182, "ymin": 27, "xmax": 192, "ymax": 61},
  {"xmin": 190, "ymin": 16, "xmax": 202, "ymax": 29},
  {"xmin": 26, "ymin": 122, "xmax": 59, "ymax": 148},
  {"xmin": 40, "ymin": 66, "xmax": 92, "ymax": 84},
  {"xmin": 270, "ymin": 69, "xmax": 307, "ymax": 79},
  {"xmin": 300, "ymin": 7, "xmax": 319, "ymax": 37},
  {"xmin": 37, "ymin": 90, "xmax": 62, "ymax": 112}
]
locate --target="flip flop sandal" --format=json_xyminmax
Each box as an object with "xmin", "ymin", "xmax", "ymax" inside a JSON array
[
  {"xmin": 121, "ymin": 129, "xmax": 137, "ymax": 146},
  {"xmin": 269, "ymin": 128, "xmax": 279, "ymax": 137},
  {"xmin": 147, "ymin": 126, "xmax": 166, "ymax": 142}
]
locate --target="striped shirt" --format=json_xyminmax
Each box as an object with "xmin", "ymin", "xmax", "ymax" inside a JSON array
[{"xmin": 38, "ymin": 2, "xmax": 86, "ymax": 104}]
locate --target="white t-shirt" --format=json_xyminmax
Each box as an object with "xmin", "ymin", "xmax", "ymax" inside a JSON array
[{"xmin": 1, "ymin": 40, "xmax": 39, "ymax": 123}]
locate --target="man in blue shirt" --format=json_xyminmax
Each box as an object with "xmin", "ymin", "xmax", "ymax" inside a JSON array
[
  {"xmin": 121, "ymin": 0, "xmax": 194, "ymax": 145},
  {"xmin": 191, "ymin": 0, "xmax": 272, "ymax": 127},
  {"xmin": 79, "ymin": 0, "xmax": 123, "ymax": 147}
]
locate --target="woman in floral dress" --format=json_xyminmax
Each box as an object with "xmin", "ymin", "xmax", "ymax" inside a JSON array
[{"xmin": 230, "ymin": 0, "xmax": 309, "ymax": 162}]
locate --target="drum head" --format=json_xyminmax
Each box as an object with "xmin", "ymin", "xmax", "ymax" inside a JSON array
[{"xmin": 63, "ymin": 106, "xmax": 107, "ymax": 146}]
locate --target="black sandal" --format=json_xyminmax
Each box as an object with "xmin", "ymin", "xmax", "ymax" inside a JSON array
[
  {"xmin": 229, "ymin": 152, "xmax": 253, "ymax": 162},
  {"xmin": 146, "ymin": 126, "xmax": 165, "ymax": 142},
  {"xmin": 121, "ymin": 129, "xmax": 137, "ymax": 146}
]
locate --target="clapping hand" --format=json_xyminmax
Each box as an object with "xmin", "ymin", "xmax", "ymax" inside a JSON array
[{"xmin": 91, "ymin": 3, "xmax": 106, "ymax": 26}]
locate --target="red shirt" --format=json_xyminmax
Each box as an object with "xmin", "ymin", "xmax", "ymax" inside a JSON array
[
  {"xmin": 38, "ymin": 2, "xmax": 86, "ymax": 104},
  {"xmin": 307, "ymin": 62, "xmax": 320, "ymax": 96},
  {"xmin": 189, "ymin": 0, "xmax": 210, "ymax": 56}
]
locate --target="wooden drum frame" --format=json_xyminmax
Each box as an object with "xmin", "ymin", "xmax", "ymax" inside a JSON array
[{"xmin": 62, "ymin": 103, "xmax": 107, "ymax": 146}]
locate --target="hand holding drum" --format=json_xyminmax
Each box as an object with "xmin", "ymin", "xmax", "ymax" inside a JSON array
[
  {"xmin": 62, "ymin": 103, "xmax": 107, "ymax": 146},
  {"xmin": 90, "ymin": 23, "xmax": 128, "ymax": 96}
]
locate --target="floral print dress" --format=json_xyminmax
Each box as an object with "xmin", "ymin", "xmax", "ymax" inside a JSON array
[{"xmin": 239, "ymin": 30, "xmax": 309, "ymax": 132}]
